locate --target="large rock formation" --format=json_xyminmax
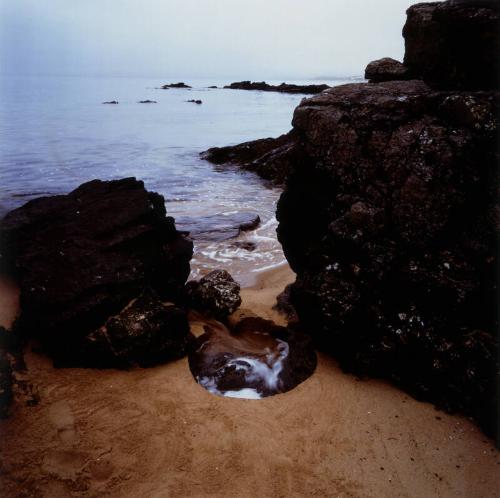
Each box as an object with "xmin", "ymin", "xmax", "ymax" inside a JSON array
[
  {"xmin": 0, "ymin": 178, "xmax": 193, "ymax": 365},
  {"xmin": 202, "ymin": 1, "xmax": 499, "ymax": 437},
  {"xmin": 403, "ymin": 1, "xmax": 499, "ymax": 89}
]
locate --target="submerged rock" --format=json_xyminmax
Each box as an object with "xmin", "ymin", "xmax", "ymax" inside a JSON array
[
  {"xmin": 138, "ymin": 100, "xmax": 157, "ymax": 104},
  {"xmin": 176, "ymin": 212, "xmax": 260, "ymax": 242},
  {"xmin": 102, "ymin": 101, "xmax": 119, "ymax": 104},
  {"xmin": 83, "ymin": 290, "xmax": 193, "ymax": 368},
  {"xmin": 185, "ymin": 270, "xmax": 241, "ymax": 319},
  {"xmin": 224, "ymin": 81, "xmax": 330, "ymax": 95},
  {"xmin": 186, "ymin": 99, "xmax": 202, "ymax": 104},
  {"xmin": 0, "ymin": 178, "xmax": 193, "ymax": 365},
  {"xmin": 189, "ymin": 317, "xmax": 316, "ymax": 398},
  {"xmin": 364, "ymin": 57, "xmax": 411, "ymax": 83}
]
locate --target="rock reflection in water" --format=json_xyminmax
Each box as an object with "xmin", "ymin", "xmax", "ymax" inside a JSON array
[{"xmin": 188, "ymin": 317, "xmax": 316, "ymax": 399}]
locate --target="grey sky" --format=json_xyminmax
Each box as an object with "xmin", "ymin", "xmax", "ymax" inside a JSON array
[{"xmin": 1, "ymin": 0, "xmax": 417, "ymax": 79}]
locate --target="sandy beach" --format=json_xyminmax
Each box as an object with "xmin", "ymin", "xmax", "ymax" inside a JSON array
[{"xmin": 0, "ymin": 264, "xmax": 498, "ymax": 498}]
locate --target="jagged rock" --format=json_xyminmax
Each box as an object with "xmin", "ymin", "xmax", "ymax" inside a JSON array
[
  {"xmin": 176, "ymin": 212, "xmax": 260, "ymax": 242},
  {"xmin": 403, "ymin": 1, "xmax": 499, "ymax": 89},
  {"xmin": 185, "ymin": 270, "xmax": 241, "ymax": 319},
  {"xmin": 224, "ymin": 81, "xmax": 329, "ymax": 94},
  {"xmin": 364, "ymin": 57, "xmax": 411, "ymax": 83},
  {"xmin": 161, "ymin": 82, "xmax": 191, "ymax": 89},
  {"xmin": 201, "ymin": 132, "xmax": 300, "ymax": 184},
  {"xmin": 83, "ymin": 291, "xmax": 193, "ymax": 368},
  {"xmin": 0, "ymin": 178, "xmax": 193, "ymax": 364}
]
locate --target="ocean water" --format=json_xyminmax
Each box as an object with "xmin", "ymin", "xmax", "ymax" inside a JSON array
[{"xmin": 0, "ymin": 75, "xmax": 357, "ymax": 285}]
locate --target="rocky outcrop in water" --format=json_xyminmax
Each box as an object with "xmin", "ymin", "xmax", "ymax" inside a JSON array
[
  {"xmin": 403, "ymin": 1, "xmax": 499, "ymax": 89},
  {"xmin": 0, "ymin": 178, "xmax": 193, "ymax": 366},
  {"xmin": 185, "ymin": 270, "xmax": 241, "ymax": 319},
  {"xmin": 201, "ymin": 133, "xmax": 299, "ymax": 184},
  {"xmin": 364, "ymin": 57, "xmax": 411, "ymax": 83},
  {"xmin": 205, "ymin": 1, "xmax": 499, "ymax": 437},
  {"xmin": 224, "ymin": 81, "xmax": 330, "ymax": 95},
  {"xmin": 161, "ymin": 82, "xmax": 191, "ymax": 89}
]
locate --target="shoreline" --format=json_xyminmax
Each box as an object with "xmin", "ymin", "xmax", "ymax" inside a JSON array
[{"xmin": 1, "ymin": 264, "xmax": 498, "ymax": 497}]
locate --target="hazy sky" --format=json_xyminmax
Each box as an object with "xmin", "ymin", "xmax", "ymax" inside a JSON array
[{"xmin": 1, "ymin": 0, "xmax": 417, "ymax": 79}]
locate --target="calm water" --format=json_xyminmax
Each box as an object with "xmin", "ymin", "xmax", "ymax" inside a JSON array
[{"xmin": 0, "ymin": 75, "xmax": 357, "ymax": 285}]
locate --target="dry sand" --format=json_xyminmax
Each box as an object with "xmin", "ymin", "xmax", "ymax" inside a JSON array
[{"xmin": 0, "ymin": 265, "xmax": 498, "ymax": 498}]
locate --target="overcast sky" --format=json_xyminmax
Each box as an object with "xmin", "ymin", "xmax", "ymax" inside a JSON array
[{"xmin": 1, "ymin": 0, "xmax": 417, "ymax": 79}]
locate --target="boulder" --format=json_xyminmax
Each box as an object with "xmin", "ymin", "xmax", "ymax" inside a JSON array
[
  {"xmin": 83, "ymin": 290, "xmax": 193, "ymax": 368},
  {"xmin": 364, "ymin": 57, "xmax": 411, "ymax": 83},
  {"xmin": 0, "ymin": 178, "xmax": 193, "ymax": 364},
  {"xmin": 185, "ymin": 270, "xmax": 241, "ymax": 319},
  {"xmin": 161, "ymin": 82, "xmax": 191, "ymax": 89},
  {"xmin": 403, "ymin": 1, "xmax": 499, "ymax": 89}
]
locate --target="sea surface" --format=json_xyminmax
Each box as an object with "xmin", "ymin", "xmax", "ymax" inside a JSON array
[{"xmin": 0, "ymin": 75, "xmax": 358, "ymax": 285}]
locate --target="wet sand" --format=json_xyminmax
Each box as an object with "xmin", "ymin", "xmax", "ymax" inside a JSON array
[{"xmin": 0, "ymin": 265, "xmax": 499, "ymax": 497}]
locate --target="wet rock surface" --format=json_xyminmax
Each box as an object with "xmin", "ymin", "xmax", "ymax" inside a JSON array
[
  {"xmin": 83, "ymin": 291, "xmax": 193, "ymax": 369},
  {"xmin": 224, "ymin": 81, "xmax": 330, "ymax": 94},
  {"xmin": 185, "ymin": 270, "xmax": 241, "ymax": 319},
  {"xmin": 0, "ymin": 178, "xmax": 193, "ymax": 365},
  {"xmin": 176, "ymin": 212, "xmax": 260, "ymax": 242},
  {"xmin": 365, "ymin": 57, "xmax": 411, "ymax": 83},
  {"xmin": 189, "ymin": 317, "xmax": 316, "ymax": 398},
  {"xmin": 403, "ymin": 1, "xmax": 499, "ymax": 89},
  {"xmin": 201, "ymin": 132, "xmax": 299, "ymax": 184}
]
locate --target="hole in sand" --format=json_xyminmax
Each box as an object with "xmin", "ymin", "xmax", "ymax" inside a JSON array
[{"xmin": 188, "ymin": 317, "xmax": 316, "ymax": 399}]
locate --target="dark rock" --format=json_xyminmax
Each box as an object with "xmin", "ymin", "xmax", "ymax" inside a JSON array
[
  {"xmin": 0, "ymin": 348, "xmax": 13, "ymax": 418},
  {"xmin": 162, "ymin": 82, "xmax": 191, "ymax": 89},
  {"xmin": 185, "ymin": 270, "xmax": 241, "ymax": 319},
  {"xmin": 186, "ymin": 99, "xmax": 202, "ymax": 104},
  {"xmin": 0, "ymin": 178, "xmax": 193, "ymax": 365},
  {"xmin": 365, "ymin": 57, "xmax": 411, "ymax": 83},
  {"xmin": 207, "ymin": 86, "xmax": 218, "ymax": 89},
  {"xmin": 276, "ymin": 80, "xmax": 498, "ymax": 437},
  {"xmin": 201, "ymin": 132, "xmax": 300, "ymax": 184},
  {"xmin": 230, "ymin": 241, "xmax": 257, "ymax": 252},
  {"xmin": 138, "ymin": 100, "xmax": 157, "ymax": 104},
  {"xmin": 176, "ymin": 212, "xmax": 260, "ymax": 242},
  {"xmin": 403, "ymin": 1, "xmax": 499, "ymax": 89},
  {"xmin": 274, "ymin": 283, "xmax": 298, "ymax": 322},
  {"xmin": 224, "ymin": 81, "xmax": 330, "ymax": 94},
  {"xmin": 102, "ymin": 101, "xmax": 119, "ymax": 104},
  {"xmin": 189, "ymin": 316, "xmax": 316, "ymax": 397},
  {"xmin": 82, "ymin": 290, "xmax": 193, "ymax": 368}
]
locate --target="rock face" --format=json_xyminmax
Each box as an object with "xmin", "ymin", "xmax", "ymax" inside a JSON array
[
  {"xmin": 403, "ymin": 1, "xmax": 499, "ymax": 89},
  {"xmin": 0, "ymin": 178, "xmax": 193, "ymax": 365},
  {"xmin": 201, "ymin": 133, "xmax": 300, "ymax": 184},
  {"xmin": 277, "ymin": 80, "xmax": 498, "ymax": 436},
  {"xmin": 364, "ymin": 57, "xmax": 411, "ymax": 83},
  {"xmin": 224, "ymin": 81, "xmax": 330, "ymax": 95},
  {"xmin": 0, "ymin": 348, "xmax": 13, "ymax": 418},
  {"xmin": 83, "ymin": 291, "xmax": 193, "ymax": 368},
  {"xmin": 185, "ymin": 270, "xmax": 241, "ymax": 319}
]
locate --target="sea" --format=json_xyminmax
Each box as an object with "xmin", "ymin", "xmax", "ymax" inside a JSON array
[{"xmin": 0, "ymin": 75, "xmax": 358, "ymax": 286}]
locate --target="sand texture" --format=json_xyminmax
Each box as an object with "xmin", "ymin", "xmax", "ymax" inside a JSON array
[{"xmin": 0, "ymin": 265, "xmax": 498, "ymax": 498}]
